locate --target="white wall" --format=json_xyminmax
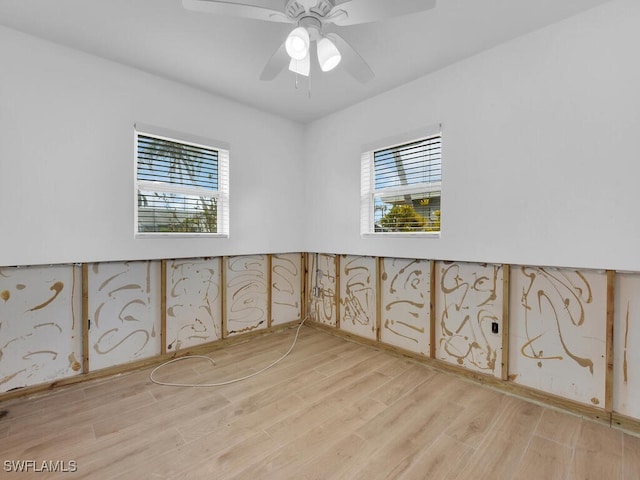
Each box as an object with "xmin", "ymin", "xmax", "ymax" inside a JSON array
[
  {"xmin": 0, "ymin": 26, "xmax": 305, "ymax": 266},
  {"xmin": 3, "ymin": 0, "xmax": 640, "ymax": 271},
  {"xmin": 304, "ymin": 0, "xmax": 640, "ymax": 271}
]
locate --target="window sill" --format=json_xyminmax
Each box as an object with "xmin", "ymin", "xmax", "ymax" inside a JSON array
[
  {"xmin": 135, "ymin": 233, "xmax": 229, "ymax": 239},
  {"xmin": 361, "ymin": 232, "xmax": 440, "ymax": 239}
]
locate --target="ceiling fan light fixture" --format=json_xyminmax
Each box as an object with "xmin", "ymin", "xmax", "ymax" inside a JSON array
[
  {"xmin": 317, "ymin": 36, "xmax": 341, "ymax": 72},
  {"xmin": 288, "ymin": 53, "xmax": 310, "ymax": 77},
  {"xmin": 285, "ymin": 26, "xmax": 310, "ymax": 60}
]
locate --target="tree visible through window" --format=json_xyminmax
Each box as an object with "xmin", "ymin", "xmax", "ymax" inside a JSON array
[
  {"xmin": 135, "ymin": 129, "xmax": 229, "ymax": 235},
  {"xmin": 361, "ymin": 133, "xmax": 441, "ymax": 234}
]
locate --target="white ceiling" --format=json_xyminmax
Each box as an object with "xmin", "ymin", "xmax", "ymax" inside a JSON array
[{"xmin": 0, "ymin": 0, "xmax": 610, "ymax": 123}]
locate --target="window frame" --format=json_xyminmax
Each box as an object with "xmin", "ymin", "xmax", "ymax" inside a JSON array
[
  {"xmin": 134, "ymin": 123, "xmax": 229, "ymax": 238},
  {"xmin": 361, "ymin": 125, "xmax": 442, "ymax": 238}
]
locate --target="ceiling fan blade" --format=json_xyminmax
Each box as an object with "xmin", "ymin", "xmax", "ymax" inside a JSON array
[
  {"xmin": 259, "ymin": 42, "xmax": 289, "ymax": 81},
  {"xmin": 326, "ymin": 33, "xmax": 374, "ymax": 83},
  {"xmin": 182, "ymin": 0, "xmax": 292, "ymax": 23},
  {"xmin": 328, "ymin": 0, "xmax": 437, "ymax": 26}
]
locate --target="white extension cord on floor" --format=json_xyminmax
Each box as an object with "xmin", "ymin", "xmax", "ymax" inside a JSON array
[{"xmin": 149, "ymin": 317, "xmax": 308, "ymax": 388}]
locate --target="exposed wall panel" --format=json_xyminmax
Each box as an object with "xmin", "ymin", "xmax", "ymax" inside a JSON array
[
  {"xmin": 225, "ymin": 255, "xmax": 268, "ymax": 336},
  {"xmin": 509, "ymin": 266, "xmax": 607, "ymax": 406},
  {"xmin": 339, "ymin": 255, "xmax": 377, "ymax": 340},
  {"xmin": 435, "ymin": 261, "xmax": 504, "ymax": 377},
  {"xmin": 166, "ymin": 257, "xmax": 222, "ymax": 352},
  {"xmin": 271, "ymin": 253, "xmax": 303, "ymax": 326},
  {"xmin": 0, "ymin": 265, "xmax": 82, "ymax": 393},
  {"xmin": 380, "ymin": 257, "xmax": 431, "ymax": 355},
  {"xmin": 87, "ymin": 261, "xmax": 161, "ymax": 371},
  {"xmin": 307, "ymin": 253, "xmax": 337, "ymax": 327},
  {"xmin": 614, "ymin": 272, "xmax": 640, "ymax": 419}
]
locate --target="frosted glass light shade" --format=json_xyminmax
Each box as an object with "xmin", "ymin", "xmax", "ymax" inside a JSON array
[
  {"xmin": 317, "ymin": 37, "xmax": 341, "ymax": 72},
  {"xmin": 285, "ymin": 27, "xmax": 310, "ymax": 61},
  {"xmin": 288, "ymin": 53, "xmax": 310, "ymax": 76}
]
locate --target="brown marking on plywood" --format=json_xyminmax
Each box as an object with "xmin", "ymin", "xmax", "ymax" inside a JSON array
[
  {"xmin": 68, "ymin": 352, "xmax": 81, "ymax": 372},
  {"xmin": 0, "ymin": 370, "xmax": 26, "ymax": 386},
  {"xmin": 93, "ymin": 328, "xmax": 150, "ymax": 355},
  {"xmin": 518, "ymin": 267, "xmax": 594, "ymax": 374},
  {"xmin": 341, "ymin": 256, "xmax": 375, "ymax": 330},
  {"xmin": 438, "ymin": 263, "xmax": 499, "ymax": 372},
  {"xmin": 22, "ymin": 350, "xmax": 57, "ymax": 360},
  {"xmin": 27, "ymin": 281, "xmax": 63, "ymax": 311}
]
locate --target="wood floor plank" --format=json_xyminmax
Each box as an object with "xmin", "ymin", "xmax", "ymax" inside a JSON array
[
  {"xmin": 534, "ymin": 408, "xmax": 581, "ymax": 446},
  {"xmin": 355, "ymin": 372, "xmax": 458, "ymax": 443},
  {"xmin": 444, "ymin": 385, "xmax": 506, "ymax": 449},
  {"xmin": 349, "ymin": 400, "xmax": 464, "ymax": 480},
  {"xmin": 2, "ymin": 425, "xmax": 95, "ymax": 460},
  {"xmin": 372, "ymin": 356, "xmax": 416, "ymax": 377},
  {"xmin": 177, "ymin": 431, "xmax": 275, "ymax": 479},
  {"xmin": 264, "ymin": 370, "xmax": 392, "ymax": 446},
  {"xmin": 623, "ymin": 433, "xmax": 640, "ymax": 480},
  {"xmin": 456, "ymin": 396, "xmax": 544, "ymax": 480},
  {"xmin": 281, "ymin": 433, "xmax": 368, "ymax": 480},
  {"xmin": 83, "ymin": 427, "xmax": 186, "ymax": 479},
  {"xmin": 4, "ymin": 389, "xmax": 156, "ymax": 440},
  {"xmin": 395, "ymin": 433, "xmax": 474, "ymax": 480},
  {"xmin": 512, "ymin": 435, "xmax": 572, "ymax": 480},
  {"xmin": 569, "ymin": 448, "xmax": 622, "ymax": 480},
  {"xmin": 295, "ymin": 350, "xmax": 390, "ymax": 401},
  {"xmin": 313, "ymin": 342, "xmax": 387, "ymax": 376},
  {"xmin": 0, "ymin": 384, "xmax": 86, "ymax": 422},
  {"xmin": 91, "ymin": 389, "xmax": 229, "ymax": 438},
  {"xmin": 574, "ymin": 418, "xmax": 623, "ymax": 456},
  {"xmin": 228, "ymin": 396, "xmax": 387, "ymax": 480},
  {"xmin": 568, "ymin": 418, "xmax": 624, "ymax": 480},
  {"xmin": 368, "ymin": 363, "xmax": 435, "ymax": 406}
]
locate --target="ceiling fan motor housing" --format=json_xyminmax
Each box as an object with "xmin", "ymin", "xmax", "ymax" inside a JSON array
[{"xmin": 285, "ymin": 0, "xmax": 336, "ymax": 22}]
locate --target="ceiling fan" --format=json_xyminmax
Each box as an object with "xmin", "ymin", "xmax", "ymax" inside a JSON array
[{"xmin": 182, "ymin": 0, "xmax": 437, "ymax": 83}]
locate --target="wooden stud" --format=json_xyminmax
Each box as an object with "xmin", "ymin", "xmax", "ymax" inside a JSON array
[
  {"xmin": 221, "ymin": 256, "xmax": 228, "ymax": 338},
  {"xmin": 501, "ymin": 264, "xmax": 511, "ymax": 381},
  {"xmin": 160, "ymin": 259, "xmax": 167, "ymax": 356},
  {"xmin": 376, "ymin": 257, "xmax": 383, "ymax": 342},
  {"xmin": 267, "ymin": 254, "xmax": 273, "ymax": 329},
  {"xmin": 81, "ymin": 263, "xmax": 90, "ymax": 374},
  {"xmin": 335, "ymin": 254, "xmax": 341, "ymax": 330},
  {"xmin": 300, "ymin": 252, "xmax": 306, "ymax": 321},
  {"xmin": 307, "ymin": 253, "xmax": 315, "ymax": 322},
  {"xmin": 605, "ymin": 269, "xmax": 615, "ymax": 413},
  {"xmin": 429, "ymin": 260, "xmax": 436, "ymax": 359}
]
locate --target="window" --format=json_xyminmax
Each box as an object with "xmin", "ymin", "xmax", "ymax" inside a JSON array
[
  {"xmin": 134, "ymin": 124, "xmax": 229, "ymax": 236},
  {"xmin": 361, "ymin": 128, "xmax": 441, "ymax": 235}
]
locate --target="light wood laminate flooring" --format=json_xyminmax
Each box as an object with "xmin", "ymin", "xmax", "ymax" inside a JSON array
[{"xmin": 1, "ymin": 326, "xmax": 639, "ymax": 479}]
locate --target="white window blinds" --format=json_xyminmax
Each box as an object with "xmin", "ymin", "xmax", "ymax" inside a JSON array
[
  {"xmin": 135, "ymin": 127, "xmax": 229, "ymax": 236},
  {"xmin": 361, "ymin": 132, "xmax": 441, "ymax": 235}
]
